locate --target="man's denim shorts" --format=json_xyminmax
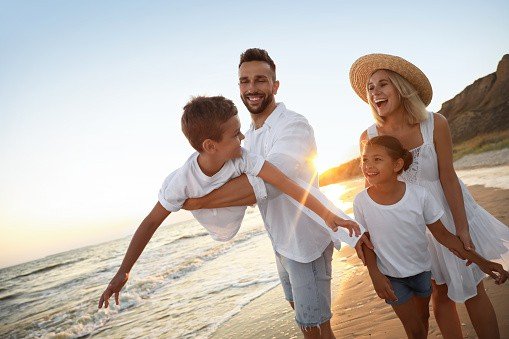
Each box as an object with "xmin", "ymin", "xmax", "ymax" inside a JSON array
[
  {"xmin": 385, "ymin": 271, "xmax": 432, "ymax": 306},
  {"xmin": 274, "ymin": 242, "xmax": 334, "ymax": 328}
]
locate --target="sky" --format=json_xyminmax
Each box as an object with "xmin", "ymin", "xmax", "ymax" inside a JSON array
[{"xmin": 1, "ymin": 0, "xmax": 508, "ymax": 268}]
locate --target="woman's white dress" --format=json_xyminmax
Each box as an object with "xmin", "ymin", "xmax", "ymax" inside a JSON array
[{"xmin": 367, "ymin": 112, "xmax": 509, "ymax": 302}]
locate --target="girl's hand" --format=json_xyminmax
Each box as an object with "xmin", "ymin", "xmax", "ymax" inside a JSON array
[
  {"xmin": 457, "ymin": 228, "xmax": 475, "ymax": 251},
  {"xmin": 370, "ymin": 271, "xmax": 397, "ymax": 302},
  {"xmin": 457, "ymin": 228, "xmax": 475, "ymax": 265},
  {"xmin": 98, "ymin": 272, "xmax": 129, "ymax": 309},
  {"xmin": 478, "ymin": 260, "xmax": 509, "ymax": 285},
  {"xmin": 327, "ymin": 215, "xmax": 360, "ymax": 237}
]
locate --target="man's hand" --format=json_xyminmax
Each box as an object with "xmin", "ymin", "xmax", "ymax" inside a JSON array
[
  {"xmin": 182, "ymin": 197, "xmax": 202, "ymax": 211},
  {"xmin": 354, "ymin": 233, "xmax": 374, "ymax": 265},
  {"xmin": 370, "ymin": 271, "xmax": 397, "ymax": 302},
  {"xmin": 98, "ymin": 272, "xmax": 129, "ymax": 309}
]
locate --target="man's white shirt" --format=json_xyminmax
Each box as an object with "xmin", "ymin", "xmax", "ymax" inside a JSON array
[{"xmin": 245, "ymin": 103, "xmax": 362, "ymax": 263}]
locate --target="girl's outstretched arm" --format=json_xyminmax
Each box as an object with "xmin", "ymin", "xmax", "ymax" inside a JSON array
[{"xmin": 428, "ymin": 220, "xmax": 509, "ymax": 285}]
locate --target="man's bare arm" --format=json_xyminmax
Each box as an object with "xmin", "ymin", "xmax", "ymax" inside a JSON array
[{"xmin": 182, "ymin": 174, "xmax": 256, "ymax": 210}]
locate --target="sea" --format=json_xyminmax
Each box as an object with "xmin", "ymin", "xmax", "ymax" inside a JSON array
[
  {"xmin": 1, "ymin": 166, "xmax": 507, "ymax": 338},
  {"xmin": 0, "ymin": 178, "xmax": 357, "ymax": 339}
]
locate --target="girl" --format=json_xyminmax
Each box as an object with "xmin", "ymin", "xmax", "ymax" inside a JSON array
[
  {"xmin": 350, "ymin": 53, "xmax": 509, "ymax": 338},
  {"xmin": 354, "ymin": 136, "xmax": 508, "ymax": 339}
]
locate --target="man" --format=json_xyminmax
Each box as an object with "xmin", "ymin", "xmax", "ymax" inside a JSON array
[{"xmin": 184, "ymin": 48, "xmax": 370, "ymax": 339}]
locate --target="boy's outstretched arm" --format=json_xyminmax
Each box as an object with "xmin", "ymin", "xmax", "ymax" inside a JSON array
[
  {"xmin": 184, "ymin": 121, "xmax": 316, "ymax": 211},
  {"xmin": 362, "ymin": 234, "xmax": 398, "ymax": 302},
  {"xmin": 257, "ymin": 161, "xmax": 360, "ymax": 236},
  {"xmin": 428, "ymin": 220, "xmax": 509, "ymax": 285},
  {"xmin": 98, "ymin": 202, "xmax": 170, "ymax": 308}
]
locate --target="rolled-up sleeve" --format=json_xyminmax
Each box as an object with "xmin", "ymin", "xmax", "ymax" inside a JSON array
[
  {"xmin": 248, "ymin": 119, "xmax": 317, "ymax": 201},
  {"xmin": 158, "ymin": 170, "xmax": 186, "ymax": 212}
]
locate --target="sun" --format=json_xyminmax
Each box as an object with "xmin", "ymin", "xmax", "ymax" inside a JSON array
[{"xmin": 312, "ymin": 154, "xmax": 336, "ymax": 174}]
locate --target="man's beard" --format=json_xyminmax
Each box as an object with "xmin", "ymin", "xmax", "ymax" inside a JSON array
[{"xmin": 241, "ymin": 93, "xmax": 274, "ymax": 115}]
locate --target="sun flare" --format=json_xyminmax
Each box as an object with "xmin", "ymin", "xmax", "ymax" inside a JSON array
[{"xmin": 312, "ymin": 154, "xmax": 337, "ymax": 174}]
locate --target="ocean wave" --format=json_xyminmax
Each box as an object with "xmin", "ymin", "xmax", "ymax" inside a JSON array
[
  {"xmin": 162, "ymin": 230, "xmax": 266, "ymax": 281},
  {"xmin": 10, "ymin": 259, "xmax": 82, "ymax": 280},
  {"xmin": 89, "ymin": 229, "xmax": 268, "ymax": 312},
  {"xmin": 174, "ymin": 231, "xmax": 209, "ymax": 241},
  {"xmin": 2, "ymin": 215, "xmax": 269, "ymax": 339},
  {"xmin": 196, "ymin": 281, "xmax": 281, "ymax": 338},
  {"xmin": 0, "ymin": 292, "xmax": 21, "ymax": 302}
]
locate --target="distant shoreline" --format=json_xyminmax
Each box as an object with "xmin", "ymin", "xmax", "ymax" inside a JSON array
[
  {"xmin": 453, "ymin": 148, "xmax": 509, "ymax": 170},
  {"xmin": 320, "ymin": 147, "xmax": 509, "ymax": 186}
]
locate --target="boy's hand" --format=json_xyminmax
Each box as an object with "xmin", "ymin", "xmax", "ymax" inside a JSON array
[
  {"xmin": 478, "ymin": 260, "xmax": 509, "ymax": 285},
  {"xmin": 182, "ymin": 197, "xmax": 202, "ymax": 211},
  {"xmin": 370, "ymin": 271, "xmax": 397, "ymax": 302},
  {"xmin": 355, "ymin": 233, "xmax": 374, "ymax": 265},
  {"xmin": 327, "ymin": 215, "xmax": 360, "ymax": 237},
  {"xmin": 98, "ymin": 272, "xmax": 129, "ymax": 309}
]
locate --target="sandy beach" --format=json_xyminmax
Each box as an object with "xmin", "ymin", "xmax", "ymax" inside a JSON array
[{"xmin": 212, "ymin": 162, "xmax": 509, "ymax": 338}]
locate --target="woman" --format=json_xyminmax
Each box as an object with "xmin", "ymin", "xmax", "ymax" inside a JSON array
[{"xmin": 350, "ymin": 53, "xmax": 509, "ymax": 338}]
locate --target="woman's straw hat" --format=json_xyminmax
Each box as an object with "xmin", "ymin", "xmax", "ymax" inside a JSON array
[{"xmin": 349, "ymin": 53, "xmax": 433, "ymax": 106}]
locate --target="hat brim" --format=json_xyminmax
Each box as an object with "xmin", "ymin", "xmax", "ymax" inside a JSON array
[{"xmin": 349, "ymin": 53, "xmax": 432, "ymax": 106}]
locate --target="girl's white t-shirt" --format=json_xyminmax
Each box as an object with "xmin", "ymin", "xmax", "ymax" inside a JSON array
[
  {"xmin": 353, "ymin": 183, "xmax": 444, "ymax": 278},
  {"xmin": 158, "ymin": 148, "xmax": 265, "ymax": 242}
]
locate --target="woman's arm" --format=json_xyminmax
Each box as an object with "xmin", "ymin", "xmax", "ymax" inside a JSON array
[
  {"xmin": 355, "ymin": 130, "xmax": 373, "ymax": 262},
  {"xmin": 359, "ymin": 130, "xmax": 371, "ymax": 188},
  {"xmin": 433, "ymin": 114, "xmax": 473, "ymax": 250},
  {"xmin": 428, "ymin": 220, "xmax": 508, "ymax": 284}
]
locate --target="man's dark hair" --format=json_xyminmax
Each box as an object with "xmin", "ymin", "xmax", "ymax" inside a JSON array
[
  {"xmin": 239, "ymin": 48, "xmax": 276, "ymax": 80},
  {"xmin": 181, "ymin": 96, "xmax": 238, "ymax": 152}
]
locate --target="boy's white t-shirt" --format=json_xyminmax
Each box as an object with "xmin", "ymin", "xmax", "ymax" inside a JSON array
[
  {"xmin": 353, "ymin": 183, "xmax": 444, "ymax": 278},
  {"xmin": 158, "ymin": 147, "xmax": 265, "ymax": 241}
]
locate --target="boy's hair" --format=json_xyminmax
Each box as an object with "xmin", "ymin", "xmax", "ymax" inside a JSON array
[
  {"xmin": 364, "ymin": 135, "xmax": 413, "ymax": 174},
  {"xmin": 366, "ymin": 70, "xmax": 428, "ymax": 126},
  {"xmin": 239, "ymin": 48, "xmax": 276, "ymax": 80},
  {"xmin": 181, "ymin": 96, "xmax": 238, "ymax": 152}
]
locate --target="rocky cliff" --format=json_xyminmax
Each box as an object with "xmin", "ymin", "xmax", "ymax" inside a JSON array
[
  {"xmin": 438, "ymin": 54, "xmax": 509, "ymax": 143},
  {"xmin": 319, "ymin": 55, "xmax": 509, "ymax": 186}
]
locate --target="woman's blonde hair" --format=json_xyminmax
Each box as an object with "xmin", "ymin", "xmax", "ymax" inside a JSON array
[{"xmin": 366, "ymin": 70, "xmax": 428, "ymax": 126}]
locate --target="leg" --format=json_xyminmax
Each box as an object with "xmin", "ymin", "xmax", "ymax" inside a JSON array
[
  {"xmin": 391, "ymin": 297, "xmax": 429, "ymax": 339},
  {"xmin": 318, "ymin": 320, "xmax": 335, "ymax": 339},
  {"xmin": 464, "ymin": 281, "xmax": 500, "ymax": 339},
  {"xmin": 413, "ymin": 295, "xmax": 431, "ymax": 334},
  {"xmin": 431, "ymin": 280, "xmax": 463, "ymax": 339},
  {"xmin": 277, "ymin": 243, "xmax": 335, "ymax": 338}
]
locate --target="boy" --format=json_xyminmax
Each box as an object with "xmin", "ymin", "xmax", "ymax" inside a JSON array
[{"xmin": 98, "ymin": 95, "xmax": 362, "ymax": 308}]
